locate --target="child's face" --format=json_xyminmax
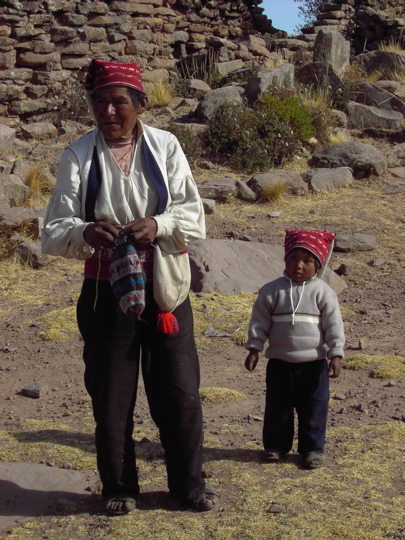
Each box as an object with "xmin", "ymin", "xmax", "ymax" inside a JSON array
[{"xmin": 285, "ymin": 248, "xmax": 318, "ymax": 282}]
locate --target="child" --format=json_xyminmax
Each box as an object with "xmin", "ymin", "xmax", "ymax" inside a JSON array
[{"xmin": 245, "ymin": 229, "xmax": 345, "ymax": 469}]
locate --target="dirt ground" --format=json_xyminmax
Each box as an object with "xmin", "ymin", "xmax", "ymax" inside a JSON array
[{"xmin": 0, "ymin": 176, "xmax": 404, "ymax": 537}]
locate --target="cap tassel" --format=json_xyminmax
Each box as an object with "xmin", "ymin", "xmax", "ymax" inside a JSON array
[{"xmin": 157, "ymin": 311, "xmax": 179, "ymax": 334}]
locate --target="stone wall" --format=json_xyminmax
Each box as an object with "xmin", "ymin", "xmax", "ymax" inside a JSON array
[
  {"xmin": 300, "ymin": 0, "xmax": 405, "ymax": 54},
  {"xmin": 0, "ymin": 0, "xmax": 281, "ymax": 121}
]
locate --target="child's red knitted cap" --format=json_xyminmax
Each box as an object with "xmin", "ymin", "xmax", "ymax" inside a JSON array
[{"xmin": 284, "ymin": 229, "xmax": 335, "ymax": 267}]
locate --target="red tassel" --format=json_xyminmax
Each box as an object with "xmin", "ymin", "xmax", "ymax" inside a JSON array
[{"xmin": 157, "ymin": 311, "xmax": 180, "ymax": 334}]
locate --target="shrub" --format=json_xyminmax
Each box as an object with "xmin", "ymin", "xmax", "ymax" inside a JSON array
[
  {"xmin": 167, "ymin": 122, "xmax": 202, "ymax": 167},
  {"xmin": 257, "ymin": 93, "xmax": 314, "ymax": 141},
  {"xmin": 296, "ymin": 84, "xmax": 334, "ymax": 143},
  {"xmin": 203, "ymin": 102, "xmax": 301, "ymax": 173}
]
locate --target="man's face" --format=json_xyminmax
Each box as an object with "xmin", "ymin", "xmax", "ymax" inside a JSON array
[
  {"xmin": 93, "ymin": 86, "xmax": 145, "ymax": 141},
  {"xmin": 285, "ymin": 248, "xmax": 318, "ymax": 282}
]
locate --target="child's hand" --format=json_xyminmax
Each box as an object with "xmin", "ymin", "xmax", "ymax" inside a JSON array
[
  {"xmin": 245, "ymin": 350, "xmax": 259, "ymax": 372},
  {"xmin": 328, "ymin": 356, "xmax": 341, "ymax": 378}
]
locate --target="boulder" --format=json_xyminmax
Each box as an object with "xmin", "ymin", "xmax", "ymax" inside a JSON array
[
  {"xmin": 235, "ymin": 179, "xmax": 257, "ymax": 202},
  {"xmin": 295, "ymin": 61, "xmax": 343, "ymax": 92},
  {"xmin": 194, "ymin": 86, "xmax": 244, "ymax": 121},
  {"xmin": 20, "ymin": 122, "xmax": 58, "ymax": 140},
  {"xmin": 197, "ymin": 177, "xmax": 237, "ymax": 201},
  {"xmin": 244, "ymin": 63, "xmax": 295, "ymax": 103},
  {"xmin": 386, "ymin": 142, "xmax": 405, "ymax": 168},
  {"xmin": 354, "ymin": 82, "xmax": 405, "ymax": 116},
  {"xmin": 188, "ymin": 79, "xmax": 211, "ymax": 99},
  {"xmin": 201, "ymin": 198, "xmax": 216, "ymax": 214},
  {"xmin": 311, "ymin": 141, "xmax": 388, "ymax": 178},
  {"xmin": 301, "ymin": 167, "xmax": 353, "ymax": 192},
  {"xmin": 346, "ymin": 102, "xmax": 404, "ymax": 130},
  {"xmin": 247, "ymin": 170, "xmax": 308, "ymax": 196},
  {"xmin": 0, "ymin": 123, "xmax": 16, "ymax": 154},
  {"xmin": 334, "ymin": 233, "xmax": 377, "ymax": 252},
  {"xmin": 0, "ymin": 174, "xmax": 30, "ymax": 206},
  {"xmin": 18, "ymin": 241, "xmax": 58, "ymax": 267},
  {"xmin": 313, "ymin": 30, "xmax": 350, "ymax": 77},
  {"xmin": 0, "ymin": 206, "xmax": 44, "ymax": 228},
  {"xmin": 353, "ymin": 50, "xmax": 405, "ymax": 77},
  {"xmin": 189, "ymin": 239, "xmax": 346, "ymax": 295}
]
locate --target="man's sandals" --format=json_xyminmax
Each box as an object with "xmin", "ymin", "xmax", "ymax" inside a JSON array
[
  {"xmin": 302, "ymin": 451, "xmax": 323, "ymax": 469},
  {"xmin": 105, "ymin": 494, "xmax": 137, "ymax": 516},
  {"xmin": 168, "ymin": 488, "xmax": 219, "ymax": 512},
  {"xmin": 191, "ymin": 489, "xmax": 219, "ymax": 511},
  {"xmin": 264, "ymin": 449, "xmax": 285, "ymax": 462}
]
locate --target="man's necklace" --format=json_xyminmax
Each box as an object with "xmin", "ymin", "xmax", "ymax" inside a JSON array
[{"xmin": 106, "ymin": 136, "xmax": 135, "ymax": 177}]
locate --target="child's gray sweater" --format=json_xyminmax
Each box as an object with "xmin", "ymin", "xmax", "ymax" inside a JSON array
[{"xmin": 246, "ymin": 273, "xmax": 345, "ymax": 362}]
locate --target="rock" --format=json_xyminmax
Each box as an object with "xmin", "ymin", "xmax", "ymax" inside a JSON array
[
  {"xmin": 334, "ymin": 263, "xmax": 350, "ymax": 276},
  {"xmin": 18, "ymin": 241, "xmax": 59, "ymax": 267},
  {"xmin": 247, "ymin": 170, "xmax": 308, "ymax": 197},
  {"xmin": 386, "ymin": 143, "xmax": 405, "ymax": 168},
  {"xmin": 21, "ymin": 381, "xmax": 49, "ymax": 398},
  {"xmin": 240, "ymin": 35, "xmax": 272, "ymax": 58},
  {"xmin": 267, "ymin": 504, "xmax": 286, "ymax": 513},
  {"xmin": 197, "ymin": 177, "xmax": 237, "ymax": 201},
  {"xmin": 189, "ymin": 239, "xmax": 346, "ymax": 296},
  {"xmin": 301, "ymin": 167, "xmax": 353, "ymax": 192},
  {"xmin": 188, "ymin": 78, "xmax": 211, "ymax": 99},
  {"xmin": 347, "ymin": 102, "xmax": 404, "ymax": 130},
  {"xmin": 194, "ymin": 86, "xmax": 244, "ymax": 121},
  {"xmin": 358, "ymin": 339, "xmax": 367, "ymax": 350},
  {"xmin": 244, "ymin": 63, "xmax": 295, "ymax": 103},
  {"xmin": 311, "ymin": 141, "xmax": 388, "ymax": 178},
  {"xmin": 313, "ymin": 30, "xmax": 350, "ymax": 77},
  {"xmin": 20, "ymin": 122, "xmax": 58, "ymax": 140},
  {"xmin": 334, "ymin": 233, "xmax": 377, "ymax": 252},
  {"xmin": 331, "ymin": 109, "xmax": 348, "ymax": 128},
  {"xmin": 367, "ymin": 258, "xmax": 385, "ymax": 267},
  {"xmin": 235, "ymin": 180, "xmax": 256, "ymax": 202},
  {"xmin": 354, "ymin": 82, "xmax": 405, "ymax": 116},
  {"xmin": 333, "ymin": 393, "xmax": 346, "ymax": 401},
  {"xmin": 0, "ymin": 206, "xmax": 43, "ymax": 228},
  {"xmin": 0, "ymin": 174, "xmax": 30, "ymax": 207},
  {"xmin": 353, "ymin": 51, "xmax": 405, "ymax": 77},
  {"xmin": 295, "ymin": 61, "xmax": 342, "ymax": 92},
  {"xmin": 203, "ymin": 327, "xmax": 217, "ymax": 336},
  {"xmin": 0, "ymin": 123, "xmax": 16, "ymax": 154},
  {"xmin": 202, "ymin": 198, "xmax": 216, "ymax": 214}
]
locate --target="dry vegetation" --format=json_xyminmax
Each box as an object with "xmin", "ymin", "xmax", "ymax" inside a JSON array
[{"xmin": 1, "ymin": 170, "xmax": 404, "ymax": 539}]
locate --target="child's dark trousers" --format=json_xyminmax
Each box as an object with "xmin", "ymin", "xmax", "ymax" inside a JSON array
[{"xmin": 263, "ymin": 358, "xmax": 329, "ymax": 455}]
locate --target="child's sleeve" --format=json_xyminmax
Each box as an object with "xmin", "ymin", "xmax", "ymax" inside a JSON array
[
  {"xmin": 320, "ymin": 289, "xmax": 345, "ymax": 359},
  {"xmin": 245, "ymin": 290, "xmax": 272, "ymax": 352}
]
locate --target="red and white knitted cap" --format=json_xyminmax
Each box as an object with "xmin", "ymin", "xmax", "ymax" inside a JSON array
[
  {"xmin": 284, "ymin": 229, "xmax": 335, "ymax": 267},
  {"xmin": 85, "ymin": 59, "xmax": 144, "ymax": 94}
]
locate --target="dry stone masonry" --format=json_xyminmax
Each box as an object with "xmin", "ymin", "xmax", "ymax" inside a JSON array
[
  {"xmin": 299, "ymin": 0, "xmax": 405, "ymax": 54},
  {"xmin": 0, "ymin": 0, "xmax": 282, "ymax": 121}
]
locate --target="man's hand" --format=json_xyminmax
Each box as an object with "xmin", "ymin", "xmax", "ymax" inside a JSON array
[
  {"xmin": 121, "ymin": 218, "xmax": 158, "ymax": 248},
  {"xmin": 328, "ymin": 356, "xmax": 341, "ymax": 378},
  {"xmin": 84, "ymin": 221, "xmax": 119, "ymax": 250},
  {"xmin": 245, "ymin": 349, "xmax": 259, "ymax": 372}
]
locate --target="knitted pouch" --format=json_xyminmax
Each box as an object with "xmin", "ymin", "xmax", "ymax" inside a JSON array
[{"xmin": 109, "ymin": 235, "xmax": 146, "ymax": 319}]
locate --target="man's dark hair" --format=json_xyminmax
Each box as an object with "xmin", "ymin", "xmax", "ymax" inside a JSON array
[{"xmin": 128, "ymin": 88, "xmax": 146, "ymax": 108}]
